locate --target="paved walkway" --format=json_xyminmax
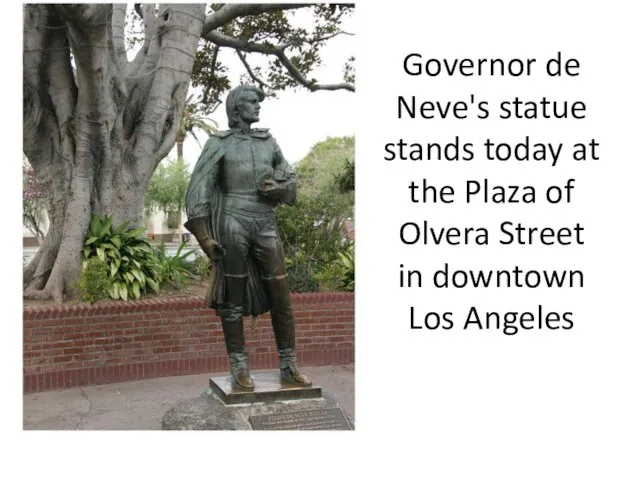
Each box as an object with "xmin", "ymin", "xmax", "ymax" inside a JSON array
[{"xmin": 23, "ymin": 364, "xmax": 354, "ymax": 430}]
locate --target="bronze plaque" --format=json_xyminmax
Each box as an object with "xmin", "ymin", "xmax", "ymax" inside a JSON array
[{"xmin": 250, "ymin": 408, "xmax": 351, "ymax": 430}]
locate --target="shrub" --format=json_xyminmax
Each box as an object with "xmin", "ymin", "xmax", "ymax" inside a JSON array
[
  {"xmin": 313, "ymin": 262, "xmax": 346, "ymax": 292},
  {"xmin": 286, "ymin": 258, "xmax": 319, "ymax": 293},
  {"xmin": 82, "ymin": 214, "xmax": 162, "ymax": 301},
  {"xmin": 153, "ymin": 241, "xmax": 198, "ymax": 289},
  {"xmin": 314, "ymin": 243, "xmax": 354, "ymax": 292},
  {"xmin": 270, "ymin": 136, "xmax": 355, "ymax": 292},
  {"xmin": 184, "ymin": 253, "xmax": 213, "ymax": 278},
  {"xmin": 276, "ymin": 193, "xmax": 352, "ymax": 292},
  {"xmin": 295, "ymin": 136, "xmax": 355, "ymax": 207},
  {"xmin": 77, "ymin": 257, "xmax": 111, "ymax": 303}
]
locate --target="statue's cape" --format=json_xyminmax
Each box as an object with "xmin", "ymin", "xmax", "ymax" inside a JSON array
[
  {"xmin": 185, "ymin": 129, "xmax": 283, "ymax": 316},
  {"xmin": 185, "ymin": 129, "xmax": 273, "ymax": 217}
]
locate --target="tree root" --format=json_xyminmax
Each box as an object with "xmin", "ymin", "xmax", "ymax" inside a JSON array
[
  {"xmin": 24, "ymin": 274, "xmax": 65, "ymax": 304},
  {"xmin": 23, "ymin": 269, "xmax": 51, "ymax": 292},
  {"xmin": 23, "ymin": 287, "xmax": 53, "ymax": 301},
  {"xmin": 23, "ymin": 227, "xmax": 64, "ymax": 300}
]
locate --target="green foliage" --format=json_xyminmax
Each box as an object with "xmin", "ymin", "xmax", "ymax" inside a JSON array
[
  {"xmin": 314, "ymin": 243, "xmax": 354, "ymax": 292},
  {"xmin": 152, "ymin": 241, "xmax": 199, "ymax": 290},
  {"xmin": 145, "ymin": 158, "xmax": 191, "ymax": 220},
  {"xmin": 335, "ymin": 157, "xmax": 355, "ymax": 193},
  {"xmin": 313, "ymin": 242, "xmax": 354, "ymax": 292},
  {"xmin": 82, "ymin": 214, "xmax": 162, "ymax": 301},
  {"xmin": 191, "ymin": 40, "xmax": 230, "ymax": 115},
  {"xmin": 343, "ymin": 55, "xmax": 355, "ymax": 84},
  {"xmin": 339, "ymin": 246, "xmax": 355, "ymax": 291},
  {"xmin": 313, "ymin": 262, "xmax": 346, "ymax": 292},
  {"xmin": 276, "ymin": 194, "xmax": 352, "ymax": 292},
  {"xmin": 272, "ymin": 135, "xmax": 356, "ymax": 292},
  {"xmin": 185, "ymin": 254, "xmax": 213, "ymax": 278},
  {"xmin": 77, "ymin": 257, "xmax": 111, "ymax": 303},
  {"xmin": 276, "ymin": 195, "xmax": 347, "ymax": 264},
  {"xmin": 286, "ymin": 260, "xmax": 319, "ymax": 293},
  {"xmin": 295, "ymin": 136, "xmax": 355, "ymax": 217}
]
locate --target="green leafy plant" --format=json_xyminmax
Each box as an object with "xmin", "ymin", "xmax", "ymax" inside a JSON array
[
  {"xmin": 336, "ymin": 244, "xmax": 355, "ymax": 291},
  {"xmin": 276, "ymin": 194, "xmax": 352, "ymax": 292},
  {"xmin": 153, "ymin": 241, "xmax": 198, "ymax": 289},
  {"xmin": 313, "ymin": 262, "xmax": 346, "ymax": 292},
  {"xmin": 260, "ymin": 136, "xmax": 356, "ymax": 292},
  {"xmin": 184, "ymin": 253, "xmax": 213, "ymax": 278},
  {"xmin": 285, "ymin": 254, "xmax": 319, "ymax": 293},
  {"xmin": 294, "ymin": 136, "xmax": 355, "ymax": 218},
  {"xmin": 76, "ymin": 257, "xmax": 111, "ymax": 303},
  {"xmin": 334, "ymin": 157, "xmax": 355, "ymax": 193},
  {"xmin": 313, "ymin": 243, "xmax": 354, "ymax": 292},
  {"xmin": 276, "ymin": 195, "xmax": 348, "ymax": 265},
  {"xmin": 82, "ymin": 214, "xmax": 162, "ymax": 301}
]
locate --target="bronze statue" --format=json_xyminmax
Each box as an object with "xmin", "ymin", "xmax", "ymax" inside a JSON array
[{"xmin": 184, "ymin": 85, "xmax": 311, "ymax": 391}]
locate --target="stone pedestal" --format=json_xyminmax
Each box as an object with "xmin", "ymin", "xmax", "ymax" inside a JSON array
[{"xmin": 162, "ymin": 370, "xmax": 353, "ymax": 430}]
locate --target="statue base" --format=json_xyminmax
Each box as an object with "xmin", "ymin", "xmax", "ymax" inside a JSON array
[
  {"xmin": 162, "ymin": 370, "xmax": 353, "ymax": 430},
  {"xmin": 209, "ymin": 371, "xmax": 322, "ymax": 404}
]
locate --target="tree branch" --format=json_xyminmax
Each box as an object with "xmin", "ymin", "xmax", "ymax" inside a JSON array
[
  {"xmin": 153, "ymin": 95, "xmax": 183, "ymax": 164},
  {"xmin": 203, "ymin": 30, "xmax": 355, "ymax": 92},
  {"xmin": 202, "ymin": 4, "xmax": 308, "ymax": 36},
  {"xmin": 280, "ymin": 30, "xmax": 353, "ymax": 50},
  {"xmin": 126, "ymin": 3, "xmax": 157, "ymax": 81},
  {"xmin": 203, "ymin": 30, "xmax": 280, "ymax": 55},
  {"xmin": 23, "ymin": 4, "xmax": 78, "ymax": 168},
  {"xmin": 45, "ymin": 10, "xmax": 78, "ymax": 130},
  {"xmin": 236, "ymin": 50, "xmax": 274, "ymax": 92},
  {"xmin": 54, "ymin": 4, "xmax": 112, "ymax": 30},
  {"xmin": 23, "ymin": 5, "xmax": 54, "ymax": 152},
  {"xmin": 132, "ymin": 4, "xmax": 206, "ymax": 165},
  {"xmin": 112, "ymin": 4, "xmax": 128, "ymax": 71},
  {"xmin": 211, "ymin": 44, "xmax": 220, "ymax": 70},
  {"xmin": 274, "ymin": 49, "xmax": 354, "ymax": 92}
]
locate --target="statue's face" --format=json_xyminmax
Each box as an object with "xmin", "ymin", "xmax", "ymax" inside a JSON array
[{"xmin": 236, "ymin": 91, "xmax": 261, "ymax": 125}]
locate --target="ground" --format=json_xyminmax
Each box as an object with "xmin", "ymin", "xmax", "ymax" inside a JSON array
[
  {"xmin": 23, "ymin": 365, "xmax": 355, "ymax": 430},
  {"xmin": 23, "ymin": 278, "xmax": 210, "ymax": 309}
]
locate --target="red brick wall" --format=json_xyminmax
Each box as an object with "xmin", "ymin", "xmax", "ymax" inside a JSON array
[{"xmin": 23, "ymin": 292, "xmax": 354, "ymax": 393}]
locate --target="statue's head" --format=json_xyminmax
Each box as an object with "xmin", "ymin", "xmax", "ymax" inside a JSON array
[{"xmin": 226, "ymin": 85, "xmax": 265, "ymax": 128}]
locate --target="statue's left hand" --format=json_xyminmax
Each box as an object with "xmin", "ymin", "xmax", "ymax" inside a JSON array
[{"xmin": 258, "ymin": 179, "xmax": 286, "ymax": 200}]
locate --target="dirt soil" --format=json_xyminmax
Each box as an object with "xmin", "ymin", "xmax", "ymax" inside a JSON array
[{"xmin": 23, "ymin": 280, "xmax": 210, "ymax": 310}]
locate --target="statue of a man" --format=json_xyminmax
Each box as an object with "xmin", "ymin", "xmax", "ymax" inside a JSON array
[{"xmin": 184, "ymin": 85, "xmax": 311, "ymax": 391}]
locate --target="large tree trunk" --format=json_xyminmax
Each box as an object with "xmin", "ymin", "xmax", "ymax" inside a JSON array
[{"xmin": 23, "ymin": 4, "xmax": 206, "ymax": 302}]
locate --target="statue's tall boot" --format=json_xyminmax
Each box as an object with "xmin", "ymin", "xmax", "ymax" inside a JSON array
[
  {"xmin": 264, "ymin": 277, "xmax": 312, "ymax": 386},
  {"xmin": 221, "ymin": 276, "xmax": 254, "ymax": 391}
]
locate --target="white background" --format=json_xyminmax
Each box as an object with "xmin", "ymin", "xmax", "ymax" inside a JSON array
[
  {"xmin": 7, "ymin": 1, "xmax": 640, "ymax": 479},
  {"xmin": 356, "ymin": 0, "xmax": 640, "ymax": 477}
]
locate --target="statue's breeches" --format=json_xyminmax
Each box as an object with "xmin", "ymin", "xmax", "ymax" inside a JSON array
[
  {"xmin": 219, "ymin": 208, "xmax": 286, "ymax": 279},
  {"xmin": 219, "ymin": 207, "xmax": 295, "ymax": 352}
]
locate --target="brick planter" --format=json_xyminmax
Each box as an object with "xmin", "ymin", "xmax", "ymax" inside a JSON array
[{"xmin": 23, "ymin": 292, "xmax": 354, "ymax": 393}]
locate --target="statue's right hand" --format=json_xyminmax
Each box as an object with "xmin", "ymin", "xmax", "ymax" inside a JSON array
[{"xmin": 204, "ymin": 238, "xmax": 223, "ymax": 261}]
